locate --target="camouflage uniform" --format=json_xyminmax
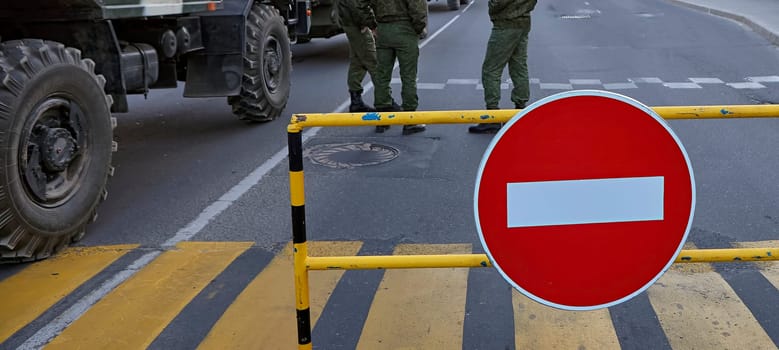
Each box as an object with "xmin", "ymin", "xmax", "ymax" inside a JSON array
[
  {"xmin": 337, "ymin": 0, "xmax": 379, "ymax": 112},
  {"xmin": 470, "ymin": 0, "xmax": 537, "ymax": 133},
  {"xmin": 371, "ymin": 0, "xmax": 427, "ymax": 134},
  {"xmin": 371, "ymin": 0, "xmax": 426, "ymax": 111}
]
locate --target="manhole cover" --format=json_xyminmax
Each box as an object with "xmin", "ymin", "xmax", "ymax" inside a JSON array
[{"xmin": 304, "ymin": 142, "xmax": 399, "ymax": 169}]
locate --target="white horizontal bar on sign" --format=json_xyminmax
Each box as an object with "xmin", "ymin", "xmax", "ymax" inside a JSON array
[{"xmin": 506, "ymin": 176, "xmax": 664, "ymax": 228}]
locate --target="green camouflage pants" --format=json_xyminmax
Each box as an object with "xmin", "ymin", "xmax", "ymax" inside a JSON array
[
  {"xmin": 373, "ymin": 21, "xmax": 419, "ymax": 111},
  {"xmin": 482, "ymin": 23, "xmax": 531, "ymax": 109},
  {"xmin": 344, "ymin": 25, "xmax": 378, "ymax": 92}
]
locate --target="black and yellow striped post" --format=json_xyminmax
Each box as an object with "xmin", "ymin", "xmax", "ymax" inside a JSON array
[{"xmin": 288, "ymin": 124, "xmax": 312, "ymax": 350}]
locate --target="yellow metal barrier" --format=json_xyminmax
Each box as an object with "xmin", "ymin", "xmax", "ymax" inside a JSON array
[
  {"xmin": 287, "ymin": 104, "xmax": 779, "ymax": 132},
  {"xmin": 305, "ymin": 248, "xmax": 778, "ymax": 270},
  {"xmin": 287, "ymin": 104, "xmax": 779, "ymax": 349}
]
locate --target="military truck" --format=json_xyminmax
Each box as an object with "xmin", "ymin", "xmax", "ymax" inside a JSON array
[
  {"xmin": 0, "ymin": 0, "xmax": 329, "ymax": 262},
  {"xmin": 296, "ymin": 0, "xmax": 342, "ymax": 43}
]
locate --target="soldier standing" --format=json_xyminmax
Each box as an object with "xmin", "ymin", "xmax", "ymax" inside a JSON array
[
  {"xmin": 337, "ymin": 0, "xmax": 380, "ymax": 112},
  {"xmin": 469, "ymin": 0, "xmax": 537, "ymax": 134},
  {"xmin": 371, "ymin": 0, "xmax": 428, "ymax": 135}
]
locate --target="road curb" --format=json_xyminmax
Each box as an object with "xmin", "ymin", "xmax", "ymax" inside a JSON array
[{"xmin": 668, "ymin": 0, "xmax": 779, "ymax": 46}]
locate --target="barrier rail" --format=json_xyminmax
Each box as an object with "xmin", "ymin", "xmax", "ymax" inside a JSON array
[
  {"xmin": 287, "ymin": 104, "xmax": 779, "ymax": 132},
  {"xmin": 287, "ymin": 104, "xmax": 779, "ymax": 350}
]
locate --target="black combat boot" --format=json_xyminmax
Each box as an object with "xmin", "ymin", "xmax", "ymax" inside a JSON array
[
  {"xmin": 402, "ymin": 124, "xmax": 426, "ymax": 135},
  {"xmin": 468, "ymin": 123, "xmax": 501, "ymax": 134},
  {"xmin": 374, "ymin": 100, "xmax": 401, "ymax": 133},
  {"xmin": 515, "ymin": 101, "xmax": 526, "ymax": 109},
  {"xmin": 468, "ymin": 106, "xmax": 501, "ymax": 134},
  {"xmin": 349, "ymin": 90, "xmax": 376, "ymax": 113},
  {"xmin": 401, "ymin": 107, "xmax": 426, "ymax": 135}
]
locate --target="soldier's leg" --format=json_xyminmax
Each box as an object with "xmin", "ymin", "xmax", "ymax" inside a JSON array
[
  {"xmin": 345, "ymin": 26, "xmax": 378, "ymax": 112},
  {"xmin": 395, "ymin": 25, "xmax": 420, "ymax": 112},
  {"xmin": 471, "ymin": 27, "xmax": 517, "ymax": 134},
  {"xmin": 508, "ymin": 24, "xmax": 531, "ymax": 108},
  {"xmin": 481, "ymin": 27, "xmax": 515, "ymax": 109},
  {"xmin": 392, "ymin": 23, "xmax": 424, "ymax": 134},
  {"xmin": 373, "ymin": 24, "xmax": 396, "ymax": 109},
  {"xmin": 344, "ymin": 26, "xmax": 368, "ymax": 92},
  {"xmin": 356, "ymin": 28, "xmax": 379, "ymax": 85}
]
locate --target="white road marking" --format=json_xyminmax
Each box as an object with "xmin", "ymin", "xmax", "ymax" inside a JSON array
[
  {"xmin": 447, "ymin": 78, "xmax": 480, "ymax": 85},
  {"xmin": 418, "ymin": 83, "xmax": 446, "ymax": 90},
  {"xmin": 689, "ymin": 77, "xmax": 724, "ymax": 84},
  {"xmin": 748, "ymin": 75, "xmax": 779, "ymax": 83},
  {"xmin": 570, "ymin": 79, "xmax": 602, "ymax": 85},
  {"xmin": 663, "ymin": 82, "xmax": 702, "ymax": 89},
  {"xmin": 728, "ymin": 82, "xmax": 767, "ymax": 89},
  {"xmin": 540, "ymin": 83, "xmax": 574, "ymax": 90},
  {"xmin": 398, "ymin": 76, "xmax": 778, "ymax": 90},
  {"xmin": 19, "ymin": 251, "xmax": 162, "ymax": 349},
  {"xmin": 630, "ymin": 77, "xmax": 664, "ymax": 83},
  {"xmin": 604, "ymin": 82, "xmax": 638, "ymax": 90}
]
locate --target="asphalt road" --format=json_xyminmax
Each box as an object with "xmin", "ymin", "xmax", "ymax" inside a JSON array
[
  {"xmin": 1, "ymin": 0, "xmax": 778, "ymax": 348},
  {"xmin": 82, "ymin": 0, "xmax": 779, "ymax": 249}
]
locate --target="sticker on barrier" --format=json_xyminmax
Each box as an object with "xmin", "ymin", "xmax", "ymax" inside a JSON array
[{"xmin": 474, "ymin": 90, "xmax": 696, "ymax": 311}]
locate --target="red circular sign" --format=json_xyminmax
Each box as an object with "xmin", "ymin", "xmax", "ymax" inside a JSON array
[{"xmin": 474, "ymin": 90, "xmax": 695, "ymax": 310}]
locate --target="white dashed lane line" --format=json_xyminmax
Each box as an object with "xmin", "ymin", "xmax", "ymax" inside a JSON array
[{"xmin": 407, "ymin": 75, "xmax": 779, "ymax": 90}]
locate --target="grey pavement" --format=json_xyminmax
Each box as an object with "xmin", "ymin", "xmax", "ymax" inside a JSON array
[{"xmin": 669, "ymin": 0, "xmax": 779, "ymax": 45}]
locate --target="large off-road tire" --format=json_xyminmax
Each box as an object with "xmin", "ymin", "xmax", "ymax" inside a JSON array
[
  {"xmin": 0, "ymin": 40, "xmax": 115, "ymax": 262},
  {"xmin": 448, "ymin": 0, "xmax": 461, "ymax": 10},
  {"xmin": 229, "ymin": 3, "xmax": 292, "ymax": 122}
]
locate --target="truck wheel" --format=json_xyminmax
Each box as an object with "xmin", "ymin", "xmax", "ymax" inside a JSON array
[
  {"xmin": 0, "ymin": 40, "xmax": 114, "ymax": 262},
  {"xmin": 230, "ymin": 3, "xmax": 292, "ymax": 122},
  {"xmin": 448, "ymin": 0, "xmax": 461, "ymax": 10}
]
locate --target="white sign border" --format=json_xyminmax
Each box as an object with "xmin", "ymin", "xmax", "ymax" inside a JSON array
[{"xmin": 473, "ymin": 89, "xmax": 696, "ymax": 311}]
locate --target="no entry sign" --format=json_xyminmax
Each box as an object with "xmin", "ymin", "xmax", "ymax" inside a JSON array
[{"xmin": 474, "ymin": 90, "xmax": 695, "ymax": 311}]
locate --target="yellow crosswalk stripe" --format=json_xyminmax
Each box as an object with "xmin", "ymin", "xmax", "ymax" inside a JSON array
[
  {"xmin": 513, "ymin": 292, "xmax": 620, "ymax": 349},
  {"xmin": 357, "ymin": 244, "xmax": 471, "ymax": 350},
  {"xmin": 198, "ymin": 241, "xmax": 362, "ymax": 350},
  {"xmin": 0, "ymin": 245, "xmax": 136, "ymax": 343},
  {"xmin": 46, "ymin": 242, "xmax": 252, "ymax": 349},
  {"xmin": 647, "ymin": 243, "xmax": 775, "ymax": 349},
  {"xmin": 735, "ymin": 240, "xmax": 779, "ymax": 291},
  {"xmin": 3, "ymin": 240, "xmax": 779, "ymax": 349}
]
